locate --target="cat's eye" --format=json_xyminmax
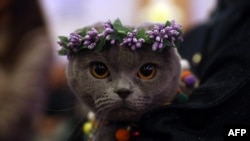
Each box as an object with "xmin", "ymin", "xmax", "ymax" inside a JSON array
[
  {"xmin": 137, "ymin": 63, "xmax": 156, "ymax": 80},
  {"xmin": 91, "ymin": 62, "xmax": 110, "ymax": 79}
]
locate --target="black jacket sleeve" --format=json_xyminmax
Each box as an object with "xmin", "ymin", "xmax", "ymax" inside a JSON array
[{"xmin": 136, "ymin": 1, "xmax": 250, "ymax": 141}]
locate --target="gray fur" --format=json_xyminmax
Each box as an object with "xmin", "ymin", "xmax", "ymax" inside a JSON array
[{"xmin": 67, "ymin": 46, "xmax": 180, "ymax": 120}]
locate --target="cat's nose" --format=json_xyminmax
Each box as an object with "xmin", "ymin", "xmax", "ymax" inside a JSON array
[{"xmin": 114, "ymin": 89, "xmax": 132, "ymax": 99}]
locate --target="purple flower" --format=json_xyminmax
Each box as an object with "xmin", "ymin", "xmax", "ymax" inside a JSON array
[
  {"xmin": 103, "ymin": 21, "xmax": 114, "ymax": 36},
  {"xmin": 87, "ymin": 28, "xmax": 98, "ymax": 36},
  {"xmin": 146, "ymin": 24, "xmax": 165, "ymax": 51},
  {"xmin": 170, "ymin": 20, "xmax": 182, "ymax": 29},
  {"xmin": 120, "ymin": 29, "xmax": 145, "ymax": 50},
  {"xmin": 83, "ymin": 28, "xmax": 99, "ymax": 49},
  {"xmin": 67, "ymin": 33, "xmax": 82, "ymax": 52},
  {"xmin": 110, "ymin": 39, "xmax": 116, "ymax": 45},
  {"xmin": 88, "ymin": 43, "xmax": 96, "ymax": 49},
  {"xmin": 104, "ymin": 20, "xmax": 112, "ymax": 28},
  {"xmin": 178, "ymin": 36, "xmax": 184, "ymax": 42},
  {"xmin": 102, "ymin": 20, "xmax": 115, "ymax": 44},
  {"xmin": 152, "ymin": 42, "xmax": 159, "ymax": 51},
  {"xmin": 146, "ymin": 20, "xmax": 183, "ymax": 51}
]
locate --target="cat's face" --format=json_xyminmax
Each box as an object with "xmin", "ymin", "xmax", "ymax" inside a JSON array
[{"xmin": 66, "ymin": 46, "xmax": 180, "ymax": 121}]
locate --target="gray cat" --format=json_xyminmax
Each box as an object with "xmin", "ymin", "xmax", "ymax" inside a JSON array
[{"xmin": 65, "ymin": 22, "xmax": 182, "ymax": 141}]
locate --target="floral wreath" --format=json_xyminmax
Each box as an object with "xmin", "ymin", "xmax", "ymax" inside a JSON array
[{"xmin": 57, "ymin": 18, "xmax": 184, "ymax": 58}]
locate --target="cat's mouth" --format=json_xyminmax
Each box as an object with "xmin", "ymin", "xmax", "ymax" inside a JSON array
[
  {"xmin": 112, "ymin": 104, "xmax": 133, "ymax": 112},
  {"xmin": 103, "ymin": 104, "xmax": 141, "ymax": 121},
  {"xmin": 95, "ymin": 99, "xmax": 145, "ymax": 121}
]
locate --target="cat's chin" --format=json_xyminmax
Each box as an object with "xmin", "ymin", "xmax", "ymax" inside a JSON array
[{"xmin": 98, "ymin": 106, "xmax": 142, "ymax": 121}]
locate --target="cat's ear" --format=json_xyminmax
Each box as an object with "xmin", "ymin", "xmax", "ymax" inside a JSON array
[
  {"xmin": 75, "ymin": 22, "xmax": 105, "ymax": 33},
  {"xmin": 135, "ymin": 22, "xmax": 155, "ymax": 30}
]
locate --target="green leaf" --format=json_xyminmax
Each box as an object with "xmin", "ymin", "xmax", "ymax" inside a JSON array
[
  {"xmin": 137, "ymin": 28, "xmax": 150, "ymax": 43},
  {"xmin": 113, "ymin": 18, "xmax": 123, "ymax": 29},
  {"xmin": 174, "ymin": 40, "xmax": 182, "ymax": 48},
  {"xmin": 137, "ymin": 29, "xmax": 147, "ymax": 38},
  {"xmin": 78, "ymin": 27, "xmax": 88, "ymax": 37},
  {"xmin": 163, "ymin": 40, "xmax": 174, "ymax": 48},
  {"xmin": 110, "ymin": 32, "xmax": 125, "ymax": 42},
  {"xmin": 165, "ymin": 21, "xmax": 171, "ymax": 26},
  {"xmin": 117, "ymin": 27, "xmax": 131, "ymax": 35},
  {"xmin": 81, "ymin": 44, "xmax": 88, "ymax": 49},
  {"xmin": 113, "ymin": 18, "xmax": 131, "ymax": 35},
  {"xmin": 58, "ymin": 36, "xmax": 68, "ymax": 46},
  {"xmin": 94, "ymin": 37, "xmax": 106, "ymax": 53},
  {"xmin": 178, "ymin": 29, "xmax": 184, "ymax": 35},
  {"xmin": 58, "ymin": 48, "xmax": 69, "ymax": 55}
]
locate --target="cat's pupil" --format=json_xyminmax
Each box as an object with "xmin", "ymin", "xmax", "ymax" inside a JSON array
[
  {"xmin": 137, "ymin": 63, "xmax": 155, "ymax": 79},
  {"xmin": 140, "ymin": 64, "xmax": 154, "ymax": 76},
  {"xmin": 94, "ymin": 63, "xmax": 107, "ymax": 75},
  {"xmin": 91, "ymin": 62, "xmax": 110, "ymax": 79}
]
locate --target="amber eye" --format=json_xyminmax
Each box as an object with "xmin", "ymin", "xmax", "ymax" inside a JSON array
[
  {"xmin": 137, "ymin": 63, "xmax": 156, "ymax": 80},
  {"xmin": 91, "ymin": 62, "xmax": 110, "ymax": 79}
]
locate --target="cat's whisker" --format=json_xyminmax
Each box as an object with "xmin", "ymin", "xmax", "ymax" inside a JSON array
[
  {"xmin": 95, "ymin": 97, "xmax": 110, "ymax": 104},
  {"xmin": 95, "ymin": 99, "xmax": 118, "ymax": 109},
  {"xmin": 96, "ymin": 103, "xmax": 114, "ymax": 115},
  {"xmin": 63, "ymin": 114, "xmax": 86, "ymax": 141},
  {"xmin": 94, "ymin": 107, "xmax": 112, "ymax": 137},
  {"xmin": 46, "ymin": 104, "xmax": 82, "ymax": 112},
  {"xmin": 95, "ymin": 112, "xmax": 110, "ymax": 139},
  {"xmin": 95, "ymin": 101, "xmax": 110, "ymax": 109}
]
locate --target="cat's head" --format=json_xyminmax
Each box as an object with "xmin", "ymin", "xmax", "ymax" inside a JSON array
[{"xmin": 66, "ymin": 23, "xmax": 181, "ymax": 121}]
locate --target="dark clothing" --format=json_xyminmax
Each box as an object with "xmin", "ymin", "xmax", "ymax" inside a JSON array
[{"xmin": 136, "ymin": 0, "xmax": 250, "ymax": 141}]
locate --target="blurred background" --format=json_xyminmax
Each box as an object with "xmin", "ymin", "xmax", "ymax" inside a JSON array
[{"xmin": 0, "ymin": 0, "xmax": 216, "ymax": 141}]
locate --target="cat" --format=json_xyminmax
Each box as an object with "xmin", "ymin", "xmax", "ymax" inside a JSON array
[{"xmin": 65, "ymin": 23, "xmax": 182, "ymax": 141}]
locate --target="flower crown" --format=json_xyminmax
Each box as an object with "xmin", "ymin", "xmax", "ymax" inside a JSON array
[{"xmin": 57, "ymin": 18, "xmax": 184, "ymax": 57}]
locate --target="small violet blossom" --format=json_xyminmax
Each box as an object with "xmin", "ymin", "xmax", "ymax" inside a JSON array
[
  {"xmin": 120, "ymin": 29, "xmax": 145, "ymax": 50},
  {"xmin": 62, "ymin": 33, "xmax": 82, "ymax": 53},
  {"xmin": 146, "ymin": 20, "xmax": 183, "ymax": 51},
  {"xmin": 102, "ymin": 20, "xmax": 116, "ymax": 45},
  {"xmin": 83, "ymin": 28, "xmax": 99, "ymax": 49}
]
